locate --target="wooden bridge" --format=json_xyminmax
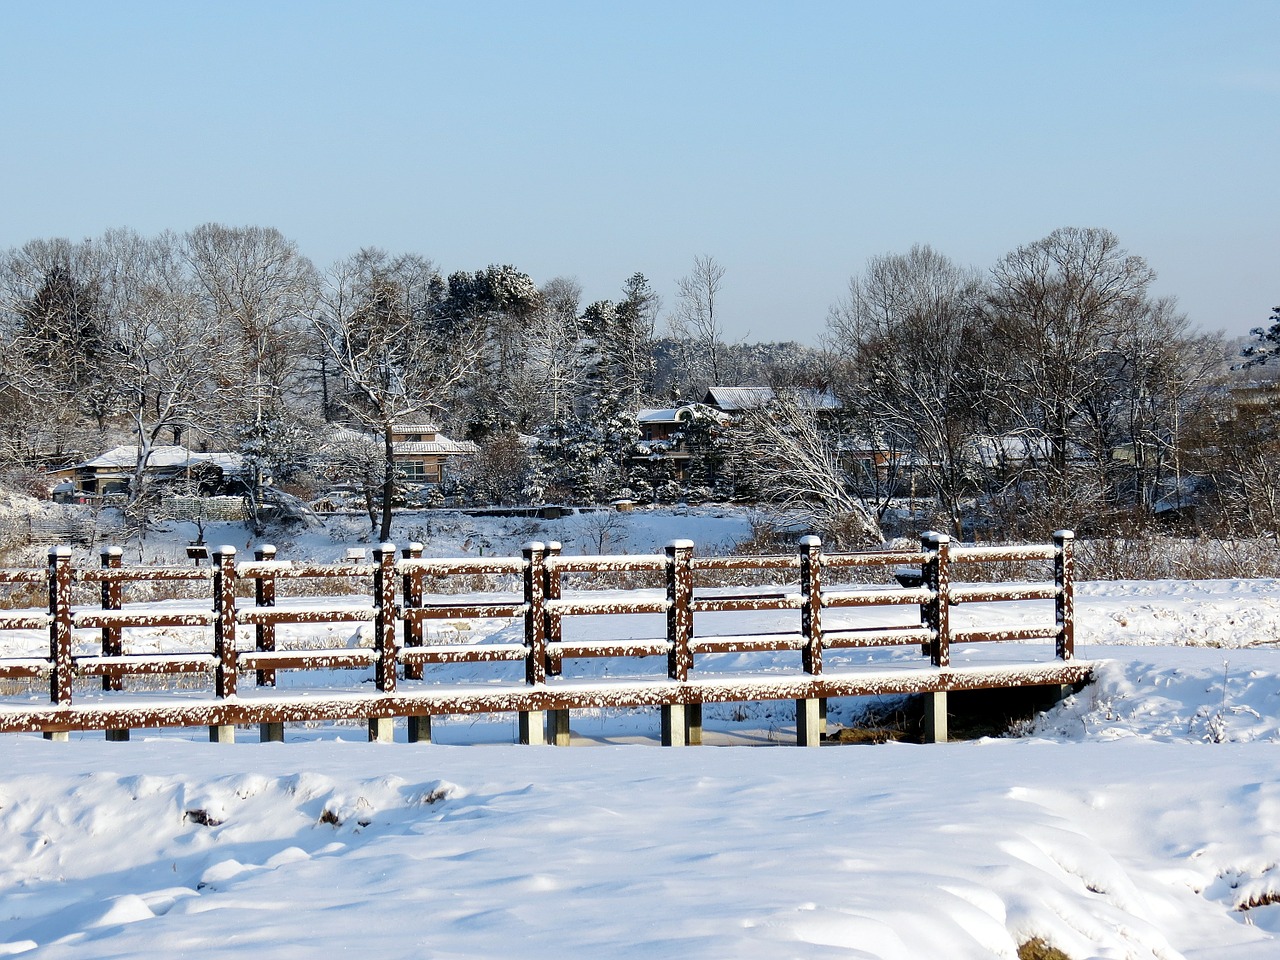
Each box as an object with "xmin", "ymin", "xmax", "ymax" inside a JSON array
[{"xmin": 0, "ymin": 531, "xmax": 1091, "ymax": 746}]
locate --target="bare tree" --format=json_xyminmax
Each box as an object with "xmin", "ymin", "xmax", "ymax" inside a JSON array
[
  {"xmin": 827, "ymin": 245, "xmax": 989, "ymax": 537},
  {"xmin": 723, "ymin": 392, "xmax": 882, "ymax": 547},
  {"xmin": 183, "ymin": 224, "xmax": 320, "ymax": 528},
  {"xmin": 669, "ymin": 254, "xmax": 727, "ymax": 393},
  {"xmin": 987, "ymin": 227, "xmax": 1157, "ymax": 506},
  {"xmin": 313, "ymin": 249, "xmax": 482, "ymax": 540},
  {"xmin": 94, "ymin": 229, "xmax": 222, "ymax": 508}
]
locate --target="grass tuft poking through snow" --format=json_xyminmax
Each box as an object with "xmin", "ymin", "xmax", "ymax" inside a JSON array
[{"xmin": 1017, "ymin": 939, "xmax": 1072, "ymax": 960}]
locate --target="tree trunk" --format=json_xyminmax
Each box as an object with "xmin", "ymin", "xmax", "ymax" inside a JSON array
[{"xmin": 379, "ymin": 422, "xmax": 396, "ymax": 542}]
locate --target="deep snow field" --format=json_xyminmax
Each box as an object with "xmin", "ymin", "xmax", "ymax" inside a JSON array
[{"xmin": 2, "ymin": 507, "xmax": 1280, "ymax": 958}]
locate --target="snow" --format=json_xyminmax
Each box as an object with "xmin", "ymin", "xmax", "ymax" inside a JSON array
[{"xmin": 2, "ymin": 511, "xmax": 1280, "ymax": 957}]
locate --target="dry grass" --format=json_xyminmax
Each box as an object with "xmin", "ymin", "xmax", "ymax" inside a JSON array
[
  {"xmin": 1237, "ymin": 890, "xmax": 1280, "ymax": 911},
  {"xmin": 1018, "ymin": 939, "xmax": 1071, "ymax": 960}
]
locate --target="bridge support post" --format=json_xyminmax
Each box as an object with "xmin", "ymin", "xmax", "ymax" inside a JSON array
[
  {"xmin": 260, "ymin": 722, "xmax": 284, "ymax": 743},
  {"xmin": 546, "ymin": 709, "xmax": 570, "ymax": 746},
  {"xmin": 686, "ymin": 704, "xmax": 703, "ymax": 745},
  {"xmin": 519, "ymin": 711, "xmax": 547, "ymax": 745},
  {"xmin": 796, "ymin": 698, "xmax": 822, "ymax": 747},
  {"xmin": 661, "ymin": 703, "xmax": 687, "ymax": 746},
  {"xmin": 368, "ymin": 717, "xmax": 394, "ymax": 743},
  {"xmin": 408, "ymin": 714, "xmax": 432, "ymax": 743},
  {"xmin": 922, "ymin": 691, "xmax": 948, "ymax": 744}
]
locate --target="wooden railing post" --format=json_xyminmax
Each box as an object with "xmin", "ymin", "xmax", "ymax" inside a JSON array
[
  {"xmin": 543, "ymin": 541, "xmax": 570, "ymax": 746},
  {"xmin": 400, "ymin": 542, "xmax": 432, "ymax": 743},
  {"xmin": 253, "ymin": 544, "xmax": 277, "ymax": 688},
  {"xmin": 253, "ymin": 544, "xmax": 285, "ymax": 743},
  {"xmin": 46, "ymin": 547, "xmax": 74, "ymax": 740},
  {"xmin": 210, "ymin": 546, "xmax": 237, "ymax": 743},
  {"xmin": 100, "ymin": 547, "xmax": 123, "ymax": 691},
  {"xmin": 797, "ymin": 535, "xmax": 823, "ymax": 747},
  {"xmin": 921, "ymin": 531, "xmax": 951, "ymax": 668},
  {"xmin": 1054, "ymin": 530, "xmax": 1075, "ymax": 661},
  {"xmin": 367, "ymin": 543, "xmax": 399, "ymax": 744},
  {"xmin": 401, "ymin": 542, "xmax": 424, "ymax": 681},
  {"xmin": 100, "ymin": 546, "xmax": 129, "ymax": 741},
  {"xmin": 662, "ymin": 539, "xmax": 694, "ymax": 746},
  {"xmin": 920, "ymin": 531, "xmax": 950, "ymax": 744},
  {"xmin": 519, "ymin": 542, "xmax": 548, "ymax": 745},
  {"xmin": 544, "ymin": 541, "xmax": 563, "ymax": 677}
]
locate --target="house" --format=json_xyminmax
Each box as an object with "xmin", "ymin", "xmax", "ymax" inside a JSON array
[
  {"xmin": 633, "ymin": 405, "xmax": 725, "ymax": 481},
  {"xmin": 390, "ymin": 424, "xmax": 477, "ymax": 485},
  {"xmin": 50, "ymin": 445, "xmax": 247, "ymax": 499}
]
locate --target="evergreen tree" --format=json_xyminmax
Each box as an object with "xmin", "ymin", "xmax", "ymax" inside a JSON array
[{"xmin": 1242, "ymin": 305, "xmax": 1280, "ymax": 367}]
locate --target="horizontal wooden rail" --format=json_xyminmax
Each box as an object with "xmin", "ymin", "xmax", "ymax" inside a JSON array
[
  {"xmin": 400, "ymin": 644, "xmax": 528, "ymax": 665},
  {"xmin": 238, "ymin": 649, "xmax": 377, "ymax": 671},
  {"xmin": 0, "ymin": 530, "xmax": 1081, "ymax": 745},
  {"xmin": 237, "ymin": 605, "xmax": 378, "ymax": 626},
  {"xmin": 824, "ymin": 627, "xmax": 935, "ymax": 648},
  {"xmin": 948, "ymin": 544, "xmax": 1058, "ymax": 563},
  {"xmin": 0, "ymin": 613, "xmax": 51, "ymax": 630},
  {"xmin": 80, "ymin": 566, "xmax": 214, "ymax": 583},
  {"xmin": 74, "ymin": 653, "xmax": 216, "ymax": 676},
  {"xmin": 73, "ymin": 611, "xmax": 216, "ymax": 629},
  {"xmin": 692, "ymin": 555, "xmax": 799, "ymax": 571},
  {"xmin": 0, "ymin": 570, "xmax": 46, "ymax": 584},
  {"xmin": 0, "ymin": 661, "xmax": 1096, "ymax": 736},
  {"xmin": 546, "ymin": 553, "xmax": 666, "ymax": 573},
  {"xmin": 403, "ymin": 603, "xmax": 526, "ymax": 620},
  {"xmin": 402, "ymin": 557, "xmax": 526, "ymax": 576},
  {"xmin": 823, "ymin": 550, "xmax": 929, "ymax": 568},
  {"xmin": 824, "ymin": 588, "xmax": 933, "ymax": 607},
  {"xmin": 692, "ymin": 595, "xmax": 800, "ymax": 613},
  {"xmin": 948, "ymin": 584, "xmax": 1059, "ymax": 604}
]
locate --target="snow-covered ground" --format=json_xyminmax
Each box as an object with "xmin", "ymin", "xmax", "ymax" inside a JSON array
[{"xmin": 2, "ymin": 509, "xmax": 1279, "ymax": 958}]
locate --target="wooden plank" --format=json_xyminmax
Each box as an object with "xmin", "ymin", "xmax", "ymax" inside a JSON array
[
  {"xmin": 823, "ymin": 550, "xmax": 928, "ymax": 568},
  {"xmin": 74, "ymin": 611, "xmax": 217, "ymax": 629},
  {"xmin": 74, "ymin": 654, "xmax": 217, "ymax": 676},
  {"xmin": 402, "ymin": 604, "xmax": 525, "ymax": 621},
  {"xmin": 237, "ymin": 650, "xmax": 377, "ymax": 671},
  {"xmin": 948, "ymin": 584, "xmax": 1059, "ymax": 604},
  {"xmin": 0, "ymin": 661, "xmax": 1096, "ymax": 734}
]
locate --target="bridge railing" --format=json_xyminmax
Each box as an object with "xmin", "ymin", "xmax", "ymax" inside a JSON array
[{"xmin": 0, "ymin": 531, "xmax": 1085, "ymax": 745}]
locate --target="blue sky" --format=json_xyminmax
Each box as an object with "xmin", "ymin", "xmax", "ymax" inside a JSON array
[{"xmin": 2, "ymin": 1, "xmax": 1275, "ymax": 344}]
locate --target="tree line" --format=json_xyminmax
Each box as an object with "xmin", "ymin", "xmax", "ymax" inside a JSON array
[{"xmin": 0, "ymin": 224, "xmax": 1273, "ymax": 545}]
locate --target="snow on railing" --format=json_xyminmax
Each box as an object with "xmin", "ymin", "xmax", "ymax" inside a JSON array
[{"xmin": 0, "ymin": 531, "xmax": 1082, "ymax": 745}]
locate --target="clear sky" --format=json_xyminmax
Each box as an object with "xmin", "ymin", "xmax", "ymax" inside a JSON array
[{"xmin": 1, "ymin": 1, "xmax": 1275, "ymax": 345}]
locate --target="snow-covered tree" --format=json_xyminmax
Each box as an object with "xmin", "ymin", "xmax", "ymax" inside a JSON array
[{"xmin": 1242, "ymin": 305, "xmax": 1280, "ymax": 368}]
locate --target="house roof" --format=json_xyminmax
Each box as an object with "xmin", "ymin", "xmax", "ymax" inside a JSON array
[
  {"xmin": 703, "ymin": 386, "xmax": 842, "ymax": 413},
  {"xmin": 391, "ymin": 423, "xmax": 441, "ymax": 435},
  {"xmin": 393, "ymin": 439, "xmax": 478, "ymax": 456},
  {"xmin": 75, "ymin": 446, "xmax": 246, "ymax": 474},
  {"xmin": 638, "ymin": 403, "xmax": 729, "ymax": 425}
]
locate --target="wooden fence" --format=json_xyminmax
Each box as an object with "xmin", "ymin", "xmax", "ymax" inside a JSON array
[{"xmin": 0, "ymin": 531, "xmax": 1091, "ymax": 746}]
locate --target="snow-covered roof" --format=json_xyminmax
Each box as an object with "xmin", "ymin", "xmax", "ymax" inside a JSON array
[
  {"xmin": 638, "ymin": 404, "xmax": 728, "ymax": 425},
  {"xmin": 703, "ymin": 386, "xmax": 842, "ymax": 413},
  {"xmin": 75, "ymin": 446, "xmax": 246, "ymax": 474},
  {"xmin": 393, "ymin": 438, "xmax": 478, "ymax": 457},
  {"xmin": 391, "ymin": 423, "xmax": 441, "ymax": 435},
  {"xmin": 638, "ymin": 408, "xmax": 683, "ymax": 423}
]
